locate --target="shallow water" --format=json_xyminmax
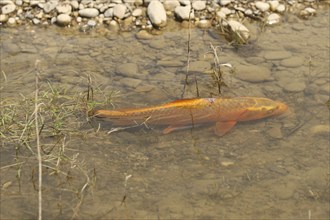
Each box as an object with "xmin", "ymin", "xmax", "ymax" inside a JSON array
[{"xmin": 1, "ymin": 10, "xmax": 329, "ymax": 220}]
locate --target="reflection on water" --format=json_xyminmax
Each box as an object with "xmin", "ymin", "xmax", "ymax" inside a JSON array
[{"xmin": 1, "ymin": 10, "xmax": 329, "ymax": 219}]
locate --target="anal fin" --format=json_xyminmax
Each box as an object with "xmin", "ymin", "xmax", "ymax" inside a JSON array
[{"xmin": 214, "ymin": 121, "xmax": 237, "ymax": 136}]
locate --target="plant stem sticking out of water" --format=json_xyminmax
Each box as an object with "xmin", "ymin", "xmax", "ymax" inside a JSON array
[
  {"xmin": 34, "ymin": 60, "xmax": 43, "ymax": 220},
  {"xmin": 182, "ymin": 6, "xmax": 199, "ymax": 99}
]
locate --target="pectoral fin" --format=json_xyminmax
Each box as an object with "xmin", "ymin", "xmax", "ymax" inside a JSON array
[
  {"xmin": 214, "ymin": 121, "xmax": 237, "ymax": 136},
  {"xmin": 163, "ymin": 124, "xmax": 196, "ymax": 134}
]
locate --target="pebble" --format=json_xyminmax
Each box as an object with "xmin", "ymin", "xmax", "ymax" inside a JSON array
[
  {"xmin": 219, "ymin": 0, "xmax": 231, "ymax": 6},
  {"xmin": 135, "ymin": 30, "xmax": 153, "ymax": 40},
  {"xmin": 280, "ymin": 56, "xmax": 305, "ymax": 68},
  {"xmin": 104, "ymin": 8, "xmax": 113, "ymax": 17},
  {"xmin": 87, "ymin": 19, "xmax": 96, "ymax": 27},
  {"xmin": 56, "ymin": 4, "xmax": 72, "ymax": 14},
  {"xmin": 196, "ymin": 19, "xmax": 211, "ymax": 29},
  {"xmin": 276, "ymin": 4, "xmax": 286, "ymax": 13},
  {"xmin": 7, "ymin": 17, "xmax": 15, "ymax": 25},
  {"xmin": 147, "ymin": 0, "xmax": 167, "ymax": 27},
  {"xmin": 188, "ymin": 60, "xmax": 210, "ymax": 72},
  {"xmin": 79, "ymin": 8, "xmax": 99, "ymax": 18},
  {"xmin": 267, "ymin": 124, "xmax": 283, "ymax": 139},
  {"xmin": 1, "ymin": 3, "xmax": 16, "ymax": 14},
  {"xmin": 116, "ymin": 63, "xmax": 140, "ymax": 78},
  {"xmin": 163, "ymin": 0, "xmax": 180, "ymax": 11},
  {"xmin": 264, "ymin": 51, "xmax": 292, "ymax": 60},
  {"xmin": 56, "ymin": 14, "xmax": 72, "ymax": 26},
  {"xmin": 283, "ymin": 81, "xmax": 306, "ymax": 92},
  {"xmin": 227, "ymin": 20, "xmax": 250, "ymax": 41},
  {"xmin": 0, "ymin": 14, "xmax": 8, "ymax": 22},
  {"xmin": 113, "ymin": 4, "xmax": 126, "ymax": 19},
  {"xmin": 269, "ymin": 0, "xmax": 279, "ymax": 11},
  {"xmin": 175, "ymin": 5, "xmax": 194, "ymax": 20},
  {"xmin": 71, "ymin": 1, "xmax": 79, "ymax": 10},
  {"xmin": 119, "ymin": 77, "xmax": 142, "ymax": 88},
  {"xmin": 310, "ymin": 125, "xmax": 330, "ymax": 136},
  {"xmin": 132, "ymin": 8, "xmax": 142, "ymax": 17},
  {"xmin": 273, "ymin": 183, "xmax": 296, "ymax": 200},
  {"xmin": 235, "ymin": 64, "xmax": 273, "ymax": 82},
  {"xmin": 43, "ymin": 1, "xmax": 58, "ymax": 13},
  {"xmin": 192, "ymin": 1, "xmax": 206, "ymax": 11},
  {"xmin": 267, "ymin": 13, "xmax": 281, "ymax": 25},
  {"xmin": 255, "ymin": 1, "xmax": 270, "ymax": 12}
]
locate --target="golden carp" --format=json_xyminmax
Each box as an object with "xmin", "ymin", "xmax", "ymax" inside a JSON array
[{"xmin": 92, "ymin": 97, "xmax": 288, "ymax": 136}]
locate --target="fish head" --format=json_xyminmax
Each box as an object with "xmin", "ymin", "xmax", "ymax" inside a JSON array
[{"xmin": 238, "ymin": 98, "xmax": 288, "ymax": 121}]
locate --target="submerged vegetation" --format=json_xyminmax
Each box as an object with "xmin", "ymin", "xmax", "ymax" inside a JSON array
[{"xmin": 0, "ymin": 65, "xmax": 116, "ymax": 219}]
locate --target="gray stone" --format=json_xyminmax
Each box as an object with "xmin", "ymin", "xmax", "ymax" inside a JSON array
[
  {"xmin": 71, "ymin": 0, "xmax": 79, "ymax": 9},
  {"xmin": 136, "ymin": 30, "xmax": 153, "ymax": 40},
  {"xmin": 132, "ymin": 8, "xmax": 142, "ymax": 17},
  {"xmin": 269, "ymin": 0, "xmax": 279, "ymax": 11},
  {"xmin": 276, "ymin": 4, "xmax": 285, "ymax": 13},
  {"xmin": 56, "ymin": 14, "xmax": 72, "ymax": 26},
  {"xmin": 188, "ymin": 60, "xmax": 210, "ymax": 72},
  {"xmin": 56, "ymin": 4, "xmax": 72, "ymax": 14},
  {"xmin": 7, "ymin": 17, "xmax": 15, "ymax": 25},
  {"xmin": 192, "ymin": 1, "xmax": 206, "ymax": 11},
  {"xmin": 163, "ymin": 0, "xmax": 180, "ymax": 11},
  {"xmin": 227, "ymin": 20, "xmax": 250, "ymax": 41},
  {"xmin": 264, "ymin": 51, "xmax": 292, "ymax": 60},
  {"xmin": 43, "ymin": 1, "xmax": 58, "ymax": 13},
  {"xmin": 15, "ymin": 0, "xmax": 23, "ymax": 6},
  {"xmin": 87, "ymin": 19, "xmax": 96, "ymax": 27},
  {"xmin": 1, "ymin": 3, "xmax": 16, "ymax": 14},
  {"xmin": 235, "ymin": 65, "xmax": 273, "ymax": 82},
  {"xmin": 116, "ymin": 63, "xmax": 140, "ymax": 78},
  {"xmin": 255, "ymin": 1, "xmax": 270, "ymax": 12},
  {"xmin": 310, "ymin": 125, "xmax": 330, "ymax": 136},
  {"xmin": 113, "ymin": 4, "xmax": 126, "ymax": 19},
  {"xmin": 175, "ymin": 5, "xmax": 194, "ymax": 20},
  {"xmin": 280, "ymin": 56, "xmax": 304, "ymax": 68},
  {"xmin": 283, "ymin": 81, "xmax": 306, "ymax": 92},
  {"xmin": 79, "ymin": 8, "xmax": 99, "ymax": 18},
  {"xmin": 0, "ymin": 14, "xmax": 8, "ymax": 22},
  {"xmin": 104, "ymin": 8, "xmax": 113, "ymax": 17},
  {"xmin": 219, "ymin": 0, "xmax": 231, "ymax": 6},
  {"xmin": 147, "ymin": 0, "xmax": 166, "ymax": 27},
  {"xmin": 119, "ymin": 77, "xmax": 142, "ymax": 88},
  {"xmin": 267, "ymin": 13, "xmax": 281, "ymax": 25}
]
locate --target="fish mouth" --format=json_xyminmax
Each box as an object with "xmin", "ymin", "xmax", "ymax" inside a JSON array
[{"xmin": 275, "ymin": 102, "xmax": 288, "ymax": 115}]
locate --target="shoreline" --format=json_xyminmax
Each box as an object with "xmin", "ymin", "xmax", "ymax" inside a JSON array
[{"xmin": 0, "ymin": 1, "xmax": 326, "ymax": 32}]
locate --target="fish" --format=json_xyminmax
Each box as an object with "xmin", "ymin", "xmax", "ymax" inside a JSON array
[{"xmin": 91, "ymin": 97, "xmax": 288, "ymax": 136}]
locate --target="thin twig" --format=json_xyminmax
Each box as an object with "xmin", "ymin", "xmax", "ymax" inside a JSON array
[{"xmin": 34, "ymin": 60, "xmax": 42, "ymax": 220}]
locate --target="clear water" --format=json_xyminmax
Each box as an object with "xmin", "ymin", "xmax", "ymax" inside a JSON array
[{"xmin": 1, "ymin": 10, "xmax": 329, "ymax": 219}]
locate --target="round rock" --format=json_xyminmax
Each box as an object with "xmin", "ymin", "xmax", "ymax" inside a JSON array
[
  {"xmin": 280, "ymin": 56, "xmax": 305, "ymax": 68},
  {"xmin": 79, "ymin": 8, "xmax": 99, "ymax": 18},
  {"xmin": 56, "ymin": 13, "xmax": 72, "ymax": 26},
  {"xmin": 116, "ymin": 63, "xmax": 140, "ymax": 78},
  {"xmin": 235, "ymin": 65, "xmax": 273, "ymax": 82},
  {"xmin": 264, "ymin": 51, "xmax": 292, "ymax": 60},
  {"xmin": 175, "ymin": 5, "xmax": 194, "ymax": 20},
  {"xmin": 267, "ymin": 13, "xmax": 281, "ymax": 25},
  {"xmin": 43, "ymin": 1, "xmax": 58, "ymax": 13},
  {"xmin": 0, "ymin": 14, "xmax": 8, "ymax": 22},
  {"xmin": 283, "ymin": 81, "xmax": 306, "ymax": 92},
  {"xmin": 1, "ymin": 4, "xmax": 16, "ymax": 14},
  {"xmin": 147, "ymin": 0, "xmax": 167, "ymax": 27},
  {"xmin": 56, "ymin": 4, "xmax": 72, "ymax": 14},
  {"xmin": 113, "ymin": 4, "xmax": 126, "ymax": 19},
  {"xmin": 192, "ymin": 1, "xmax": 206, "ymax": 11},
  {"xmin": 255, "ymin": 1, "xmax": 270, "ymax": 12}
]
